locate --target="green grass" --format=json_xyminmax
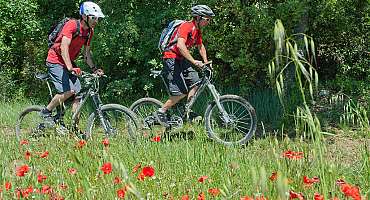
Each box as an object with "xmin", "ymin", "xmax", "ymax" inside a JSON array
[{"xmin": 0, "ymin": 101, "xmax": 369, "ymax": 199}]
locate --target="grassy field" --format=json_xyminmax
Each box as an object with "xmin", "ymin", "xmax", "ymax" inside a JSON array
[{"xmin": 0, "ymin": 101, "xmax": 369, "ymax": 199}]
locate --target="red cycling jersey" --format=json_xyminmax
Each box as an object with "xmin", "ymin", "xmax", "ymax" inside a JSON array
[
  {"xmin": 46, "ymin": 20, "xmax": 93, "ymax": 67},
  {"xmin": 163, "ymin": 20, "xmax": 202, "ymax": 60}
]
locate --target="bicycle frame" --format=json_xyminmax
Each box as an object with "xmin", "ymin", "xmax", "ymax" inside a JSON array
[
  {"xmin": 71, "ymin": 73, "xmax": 113, "ymax": 133},
  {"xmin": 159, "ymin": 63, "xmax": 231, "ymax": 122}
]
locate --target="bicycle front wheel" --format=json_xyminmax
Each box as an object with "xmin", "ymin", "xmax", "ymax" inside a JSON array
[
  {"xmin": 205, "ymin": 95, "xmax": 257, "ymax": 146},
  {"xmin": 85, "ymin": 104, "xmax": 139, "ymax": 141},
  {"xmin": 15, "ymin": 105, "xmax": 52, "ymax": 141}
]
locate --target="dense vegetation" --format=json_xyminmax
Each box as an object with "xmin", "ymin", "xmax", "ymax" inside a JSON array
[
  {"xmin": 0, "ymin": 0, "xmax": 368, "ymax": 101},
  {"xmin": 0, "ymin": 1, "xmax": 369, "ymax": 199}
]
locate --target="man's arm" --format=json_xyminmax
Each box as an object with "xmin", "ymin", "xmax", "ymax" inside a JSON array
[
  {"xmin": 177, "ymin": 38, "xmax": 203, "ymax": 67},
  {"xmin": 198, "ymin": 43, "xmax": 208, "ymax": 63},
  {"xmin": 60, "ymin": 36, "xmax": 74, "ymax": 71},
  {"xmin": 83, "ymin": 46, "xmax": 97, "ymax": 72}
]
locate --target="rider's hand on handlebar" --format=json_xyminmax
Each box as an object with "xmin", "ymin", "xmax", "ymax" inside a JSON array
[
  {"xmin": 204, "ymin": 61, "xmax": 213, "ymax": 69},
  {"xmin": 94, "ymin": 68, "xmax": 104, "ymax": 76},
  {"xmin": 71, "ymin": 67, "xmax": 82, "ymax": 76},
  {"xmin": 193, "ymin": 60, "xmax": 204, "ymax": 68}
]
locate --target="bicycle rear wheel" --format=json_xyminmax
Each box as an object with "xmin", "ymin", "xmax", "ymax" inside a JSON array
[
  {"xmin": 205, "ymin": 95, "xmax": 257, "ymax": 146},
  {"xmin": 85, "ymin": 104, "xmax": 139, "ymax": 141},
  {"xmin": 15, "ymin": 105, "xmax": 53, "ymax": 141},
  {"xmin": 130, "ymin": 98, "xmax": 163, "ymax": 129}
]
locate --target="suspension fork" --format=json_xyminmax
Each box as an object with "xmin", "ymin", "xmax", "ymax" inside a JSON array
[
  {"xmin": 91, "ymin": 93, "xmax": 112, "ymax": 133},
  {"xmin": 207, "ymin": 83, "xmax": 231, "ymax": 123}
]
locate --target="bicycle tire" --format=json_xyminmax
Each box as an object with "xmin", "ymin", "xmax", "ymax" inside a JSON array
[
  {"xmin": 15, "ymin": 105, "xmax": 45, "ymax": 141},
  {"xmin": 130, "ymin": 97, "xmax": 163, "ymax": 128},
  {"xmin": 204, "ymin": 95, "xmax": 257, "ymax": 146},
  {"xmin": 85, "ymin": 104, "xmax": 139, "ymax": 140}
]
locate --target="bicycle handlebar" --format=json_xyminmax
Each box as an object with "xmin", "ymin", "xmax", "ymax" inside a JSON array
[{"xmin": 72, "ymin": 71, "xmax": 107, "ymax": 79}]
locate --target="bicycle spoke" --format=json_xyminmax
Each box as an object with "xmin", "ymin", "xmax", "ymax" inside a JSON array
[{"xmin": 206, "ymin": 96, "xmax": 257, "ymax": 145}]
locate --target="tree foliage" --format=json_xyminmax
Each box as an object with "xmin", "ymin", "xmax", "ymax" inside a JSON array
[{"xmin": 0, "ymin": 0, "xmax": 368, "ymax": 102}]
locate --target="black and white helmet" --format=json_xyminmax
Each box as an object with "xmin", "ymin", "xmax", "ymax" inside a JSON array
[
  {"xmin": 191, "ymin": 5, "xmax": 215, "ymax": 17},
  {"xmin": 79, "ymin": 1, "xmax": 105, "ymax": 18}
]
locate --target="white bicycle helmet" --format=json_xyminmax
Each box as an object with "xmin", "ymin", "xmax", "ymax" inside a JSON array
[
  {"xmin": 191, "ymin": 5, "xmax": 215, "ymax": 17},
  {"xmin": 79, "ymin": 1, "xmax": 105, "ymax": 18}
]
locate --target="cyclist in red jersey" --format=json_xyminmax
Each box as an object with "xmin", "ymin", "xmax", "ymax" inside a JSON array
[
  {"xmin": 40, "ymin": 2, "xmax": 105, "ymax": 130},
  {"xmin": 155, "ymin": 5, "xmax": 215, "ymax": 127}
]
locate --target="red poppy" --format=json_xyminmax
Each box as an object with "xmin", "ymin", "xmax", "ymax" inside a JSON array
[
  {"xmin": 41, "ymin": 185, "xmax": 52, "ymax": 194},
  {"xmin": 198, "ymin": 176, "xmax": 209, "ymax": 183},
  {"xmin": 20, "ymin": 187, "xmax": 33, "ymax": 199},
  {"xmin": 132, "ymin": 163, "xmax": 141, "ymax": 173},
  {"xmin": 340, "ymin": 183, "xmax": 361, "ymax": 200},
  {"xmin": 77, "ymin": 140, "xmax": 86, "ymax": 148},
  {"xmin": 303, "ymin": 176, "xmax": 320, "ymax": 187},
  {"xmin": 117, "ymin": 187, "xmax": 126, "ymax": 199},
  {"xmin": 25, "ymin": 186, "xmax": 33, "ymax": 193},
  {"xmin": 101, "ymin": 162, "xmax": 113, "ymax": 174},
  {"xmin": 37, "ymin": 174, "xmax": 47, "ymax": 183},
  {"xmin": 255, "ymin": 194, "xmax": 268, "ymax": 200},
  {"xmin": 197, "ymin": 192, "xmax": 205, "ymax": 200},
  {"xmin": 142, "ymin": 166, "xmax": 155, "ymax": 176},
  {"xmin": 314, "ymin": 193, "xmax": 324, "ymax": 200},
  {"xmin": 16, "ymin": 165, "xmax": 30, "ymax": 177},
  {"xmin": 5, "ymin": 182, "xmax": 11, "ymax": 191},
  {"xmin": 102, "ymin": 138, "xmax": 109, "ymax": 147},
  {"xmin": 40, "ymin": 151, "xmax": 49, "ymax": 158},
  {"xmin": 282, "ymin": 150, "xmax": 304, "ymax": 160},
  {"xmin": 137, "ymin": 166, "xmax": 155, "ymax": 181},
  {"xmin": 59, "ymin": 183, "xmax": 68, "ymax": 190},
  {"xmin": 289, "ymin": 191, "xmax": 304, "ymax": 200},
  {"xmin": 114, "ymin": 176, "xmax": 122, "ymax": 184},
  {"xmin": 240, "ymin": 196, "xmax": 254, "ymax": 200},
  {"xmin": 25, "ymin": 150, "xmax": 31, "ymax": 160},
  {"xmin": 20, "ymin": 140, "xmax": 29, "ymax": 145},
  {"xmin": 182, "ymin": 195, "xmax": 190, "ymax": 200},
  {"xmin": 269, "ymin": 172, "xmax": 278, "ymax": 181},
  {"xmin": 208, "ymin": 188, "xmax": 220, "ymax": 197},
  {"xmin": 151, "ymin": 135, "xmax": 161, "ymax": 142},
  {"xmin": 68, "ymin": 168, "xmax": 77, "ymax": 175}
]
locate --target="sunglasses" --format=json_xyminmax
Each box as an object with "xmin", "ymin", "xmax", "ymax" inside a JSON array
[
  {"xmin": 201, "ymin": 17, "xmax": 211, "ymax": 22},
  {"xmin": 88, "ymin": 15, "xmax": 100, "ymax": 21}
]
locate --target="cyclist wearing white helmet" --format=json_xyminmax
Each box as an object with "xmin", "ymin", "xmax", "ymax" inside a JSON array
[
  {"xmin": 40, "ymin": 1, "xmax": 105, "ymax": 135},
  {"xmin": 155, "ymin": 5, "xmax": 215, "ymax": 127}
]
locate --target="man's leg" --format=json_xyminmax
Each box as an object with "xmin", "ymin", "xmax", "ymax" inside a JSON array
[
  {"xmin": 187, "ymin": 85, "xmax": 198, "ymax": 102},
  {"xmin": 41, "ymin": 62, "xmax": 81, "ymax": 126},
  {"xmin": 162, "ymin": 94, "xmax": 186, "ymax": 112},
  {"xmin": 39, "ymin": 91, "xmax": 74, "ymax": 126},
  {"xmin": 183, "ymin": 61, "xmax": 202, "ymax": 122},
  {"xmin": 45, "ymin": 91, "xmax": 74, "ymax": 111},
  {"xmin": 70, "ymin": 97, "xmax": 85, "ymax": 138},
  {"xmin": 156, "ymin": 58, "xmax": 188, "ymax": 127}
]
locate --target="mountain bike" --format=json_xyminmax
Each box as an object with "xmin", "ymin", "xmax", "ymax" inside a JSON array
[
  {"xmin": 130, "ymin": 62, "xmax": 257, "ymax": 146},
  {"xmin": 15, "ymin": 71, "xmax": 139, "ymax": 141}
]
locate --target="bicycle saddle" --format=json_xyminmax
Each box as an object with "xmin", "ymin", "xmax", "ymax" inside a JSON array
[{"xmin": 35, "ymin": 73, "xmax": 49, "ymax": 81}]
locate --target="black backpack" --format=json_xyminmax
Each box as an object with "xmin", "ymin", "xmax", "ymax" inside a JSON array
[{"xmin": 47, "ymin": 17, "xmax": 81, "ymax": 49}]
